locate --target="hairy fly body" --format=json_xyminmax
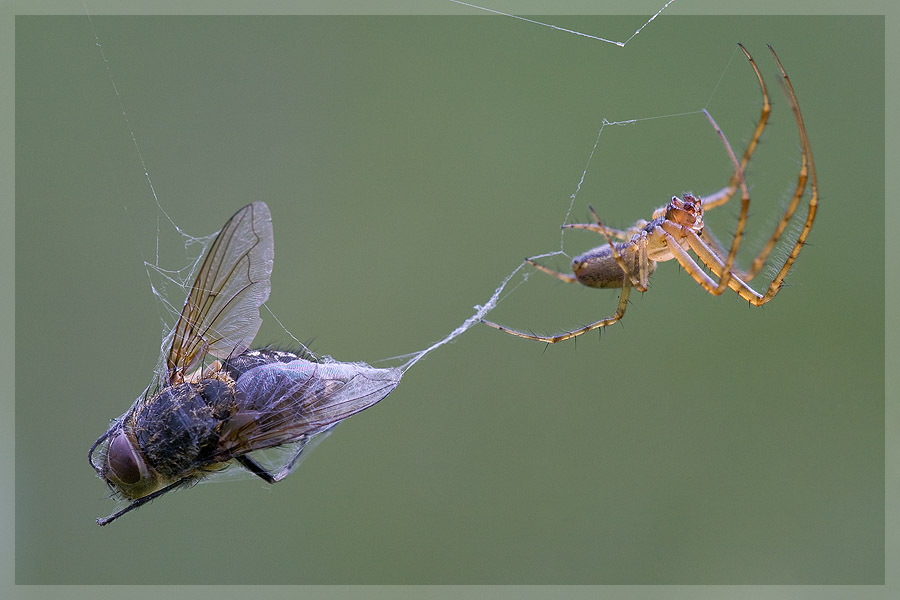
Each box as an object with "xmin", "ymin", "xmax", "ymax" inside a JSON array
[{"xmin": 89, "ymin": 203, "xmax": 401, "ymax": 525}]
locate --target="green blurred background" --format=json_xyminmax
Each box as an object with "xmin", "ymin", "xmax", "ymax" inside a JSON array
[{"xmin": 15, "ymin": 12, "xmax": 883, "ymax": 586}]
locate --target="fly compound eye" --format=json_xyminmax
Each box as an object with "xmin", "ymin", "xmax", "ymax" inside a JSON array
[{"xmin": 107, "ymin": 432, "xmax": 142, "ymax": 485}]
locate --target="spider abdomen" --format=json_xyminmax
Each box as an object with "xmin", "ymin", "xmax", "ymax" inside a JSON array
[{"xmin": 572, "ymin": 244, "xmax": 656, "ymax": 288}]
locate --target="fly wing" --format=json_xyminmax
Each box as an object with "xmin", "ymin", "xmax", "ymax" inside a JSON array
[
  {"xmin": 166, "ymin": 202, "xmax": 273, "ymax": 383},
  {"xmin": 218, "ymin": 359, "xmax": 402, "ymax": 460}
]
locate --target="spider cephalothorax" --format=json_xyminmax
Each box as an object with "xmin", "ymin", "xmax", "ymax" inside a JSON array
[{"xmin": 664, "ymin": 194, "xmax": 704, "ymax": 233}]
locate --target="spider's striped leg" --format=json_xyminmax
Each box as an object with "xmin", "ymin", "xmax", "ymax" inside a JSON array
[{"xmin": 481, "ymin": 284, "xmax": 632, "ymax": 343}]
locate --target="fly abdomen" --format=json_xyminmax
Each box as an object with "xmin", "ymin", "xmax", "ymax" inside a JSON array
[{"xmin": 223, "ymin": 348, "xmax": 310, "ymax": 380}]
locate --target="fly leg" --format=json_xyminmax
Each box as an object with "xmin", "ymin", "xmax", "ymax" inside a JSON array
[
  {"xmin": 97, "ymin": 477, "xmax": 192, "ymax": 526},
  {"xmin": 235, "ymin": 443, "xmax": 310, "ymax": 484},
  {"xmin": 235, "ymin": 455, "xmax": 277, "ymax": 484}
]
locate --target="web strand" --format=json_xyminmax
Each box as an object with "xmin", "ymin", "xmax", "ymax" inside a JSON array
[
  {"xmin": 392, "ymin": 64, "xmax": 747, "ymax": 369},
  {"xmin": 447, "ymin": 0, "xmax": 677, "ymax": 47},
  {"xmin": 83, "ymin": 8, "xmax": 742, "ymax": 380}
]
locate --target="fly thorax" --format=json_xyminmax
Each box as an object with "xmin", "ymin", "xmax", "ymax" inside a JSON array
[{"xmin": 134, "ymin": 379, "xmax": 237, "ymax": 478}]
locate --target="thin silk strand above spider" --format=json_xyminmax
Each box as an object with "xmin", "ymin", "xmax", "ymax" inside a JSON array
[{"xmin": 482, "ymin": 44, "xmax": 818, "ymax": 344}]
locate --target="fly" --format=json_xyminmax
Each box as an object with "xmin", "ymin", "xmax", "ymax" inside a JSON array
[{"xmin": 89, "ymin": 202, "xmax": 401, "ymax": 525}]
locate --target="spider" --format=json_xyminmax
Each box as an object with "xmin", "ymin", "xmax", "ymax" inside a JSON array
[{"xmin": 482, "ymin": 44, "xmax": 818, "ymax": 344}]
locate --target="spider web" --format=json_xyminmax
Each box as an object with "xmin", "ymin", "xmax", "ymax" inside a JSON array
[
  {"xmin": 447, "ymin": 0, "xmax": 677, "ymax": 47},
  {"xmin": 391, "ymin": 39, "xmax": 812, "ymax": 366},
  {"xmin": 394, "ymin": 118, "xmax": 703, "ymax": 371},
  {"xmin": 77, "ymin": 5, "xmax": 822, "ymax": 536},
  {"xmin": 81, "ymin": 1, "xmax": 688, "ymax": 382},
  {"xmin": 395, "ymin": 72, "xmax": 759, "ymax": 370},
  {"xmin": 133, "ymin": 101, "xmax": 748, "ymax": 383},
  {"xmin": 83, "ymin": 7, "xmax": 796, "ymax": 383}
]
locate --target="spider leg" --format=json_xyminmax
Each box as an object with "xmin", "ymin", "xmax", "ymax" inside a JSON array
[
  {"xmin": 563, "ymin": 222, "xmax": 631, "ymax": 240},
  {"xmin": 724, "ymin": 44, "xmax": 809, "ymax": 282},
  {"xmin": 481, "ymin": 284, "xmax": 632, "ymax": 343},
  {"xmin": 691, "ymin": 46, "xmax": 817, "ymax": 305},
  {"xmin": 692, "ymin": 43, "xmax": 777, "ymax": 296},
  {"xmin": 637, "ymin": 233, "xmax": 651, "ymax": 291},
  {"xmin": 752, "ymin": 44, "xmax": 818, "ymax": 302},
  {"xmin": 563, "ymin": 217, "xmax": 632, "ymax": 242},
  {"xmin": 562, "ymin": 205, "xmax": 647, "ymax": 240},
  {"xmin": 590, "ymin": 205, "xmax": 647, "ymax": 239},
  {"xmin": 701, "ymin": 108, "xmax": 747, "ymax": 295},
  {"xmin": 703, "ymin": 44, "xmax": 812, "ymax": 286},
  {"xmin": 745, "ymin": 135, "xmax": 808, "ymax": 280},
  {"xmin": 587, "ymin": 219, "xmax": 649, "ymax": 293},
  {"xmin": 661, "ymin": 221, "xmax": 762, "ymax": 302},
  {"xmin": 703, "ymin": 44, "xmax": 771, "ymax": 212},
  {"xmin": 700, "ymin": 185, "xmax": 735, "ymax": 210},
  {"xmin": 525, "ymin": 257, "xmax": 578, "ymax": 283},
  {"xmin": 698, "ymin": 227, "xmax": 751, "ymax": 281}
]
